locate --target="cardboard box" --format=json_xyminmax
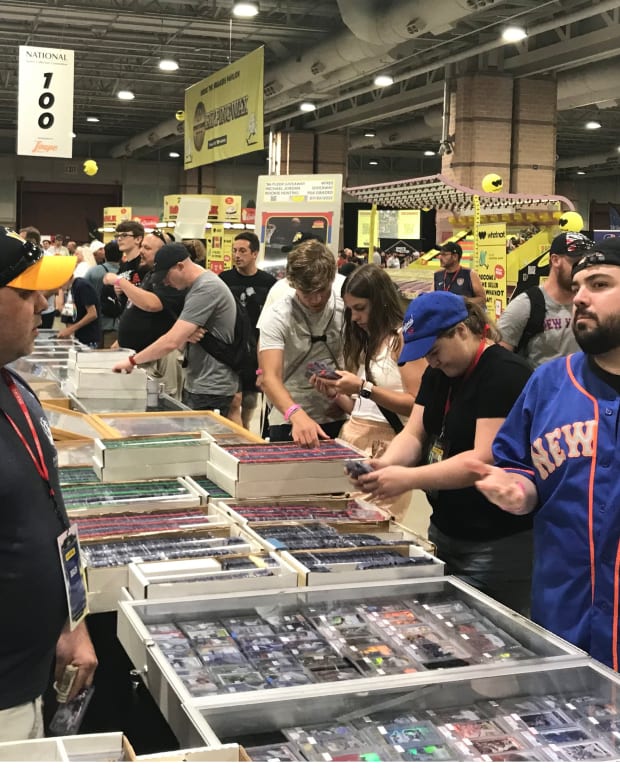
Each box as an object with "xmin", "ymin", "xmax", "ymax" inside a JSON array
[{"xmin": 0, "ymin": 732, "xmax": 135, "ymax": 762}]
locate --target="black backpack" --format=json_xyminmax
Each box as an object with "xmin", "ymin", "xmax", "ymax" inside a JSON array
[
  {"xmin": 197, "ymin": 295, "xmax": 256, "ymax": 381},
  {"xmin": 514, "ymin": 285, "xmax": 545, "ymax": 355},
  {"xmin": 99, "ymin": 263, "xmax": 123, "ymax": 319}
]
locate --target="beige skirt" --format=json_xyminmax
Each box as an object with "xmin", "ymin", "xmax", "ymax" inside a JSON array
[{"xmin": 339, "ymin": 415, "xmax": 412, "ymax": 521}]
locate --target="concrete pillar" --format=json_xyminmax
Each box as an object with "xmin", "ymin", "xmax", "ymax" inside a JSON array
[
  {"xmin": 271, "ymin": 130, "xmax": 348, "ymax": 177},
  {"xmin": 511, "ymin": 76, "xmax": 557, "ymax": 195},
  {"xmin": 442, "ymin": 72, "xmax": 514, "ymax": 191}
]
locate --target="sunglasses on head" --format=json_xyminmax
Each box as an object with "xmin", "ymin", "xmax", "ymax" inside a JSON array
[
  {"xmin": 151, "ymin": 229, "xmax": 175, "ymax": 244},
  {"xmin": 0, "ymin": 236, "xmax": 42, "ymax": 287}
]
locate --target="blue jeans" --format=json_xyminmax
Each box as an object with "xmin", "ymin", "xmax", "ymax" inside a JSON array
[{"xmin": 428, "ymin": 523, "xmax": 533, "ymax": 616}]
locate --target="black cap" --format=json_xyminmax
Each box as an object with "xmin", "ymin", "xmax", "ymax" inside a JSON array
[
  {"xmin": 571, "ymin": 237, "xmax": 620, "ymax": 277},
  {"xmin": 550, "ymin": 231, "xmax": 594, "ymax": 258},
  {"xmin": 151, "ymin": 242, "xmax": 190, "ymax": 281},
  {"xmin": 435, "ymin": 241, "xmax": 462, "ymax": 258},
  {"xmin": 281, "ymin": 232, "xmax": 325, "ymax": 253}
]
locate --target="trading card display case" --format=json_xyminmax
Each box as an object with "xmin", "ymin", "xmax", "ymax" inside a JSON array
[
  {"xmin": 117, "ymin": 577, "xmax": 583, "ymax": 746},
  {"xmin": 92, "ymin": 435, "xmax": 210, "ymax": 481},
  {"xmin": 236, "ymin": 661, "xmax": 620, "ymax": 762}
]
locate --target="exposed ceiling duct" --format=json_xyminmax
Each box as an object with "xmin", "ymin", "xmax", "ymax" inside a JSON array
[
  {"xmin": 557, "ymin": 59, "xmax": 620, "ymax": 110},
  {"xmin": 349, "ymin": 107, "xmax": 443, "ymax": 150},
  {"xmin": 110, "ymin": 118, "xmax": 183, "ymax": 159}
]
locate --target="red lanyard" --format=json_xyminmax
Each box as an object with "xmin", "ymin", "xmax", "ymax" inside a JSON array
[
  {"xmin": 2, "ymin": 369, "xmax": 55, "ymax": 497},
  {"xmin": 443, "ymin": 267, "xmax": 461, "ymax": 292},
  {"xmin": 444, "ymin": 337, "xmax": 487, "ymax": 418}
]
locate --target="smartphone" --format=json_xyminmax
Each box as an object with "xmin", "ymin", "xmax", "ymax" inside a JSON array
[{"xmin": 345, "ymin": 459, "xmax": 374, "ymax": 478}]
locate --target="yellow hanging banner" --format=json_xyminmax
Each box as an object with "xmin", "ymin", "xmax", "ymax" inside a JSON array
[{"xmin": 184, "ymin": 47, "xmax": 264, "ymax": 169}]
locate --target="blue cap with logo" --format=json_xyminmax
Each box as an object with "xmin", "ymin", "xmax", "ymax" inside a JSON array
[{"xmin": 398, "ymin": 291, "xmax": 468, "ymax": 365}]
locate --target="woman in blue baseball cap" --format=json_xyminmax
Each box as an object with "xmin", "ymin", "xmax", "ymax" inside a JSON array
[{"xmin": 353, "ymin": 290, "xmax": 534, "ymax": 614}]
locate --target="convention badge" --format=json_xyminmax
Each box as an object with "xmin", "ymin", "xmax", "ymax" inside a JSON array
[
  {"xmin": 57, "ymin": 524, "xmax": 89, "ymax": 629},
  {"xmin": 427, "ymin": 433, "xmax": 448, "ymax": 465}
]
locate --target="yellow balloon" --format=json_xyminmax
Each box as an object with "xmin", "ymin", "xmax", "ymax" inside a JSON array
[
  {"xmin": 175, "ymin": 110, "xmax": 185, "ymax": 122},
  {"xmin": 481, "ymin": 173, "xmax": 503, "ymax": 193},
  {"xmin": 558, "ymin": 211, "xmax": 584, "ymax": 231},
  {"xmin": 83, "ymin": 159, "xmax": 98, "ymax": 176}
]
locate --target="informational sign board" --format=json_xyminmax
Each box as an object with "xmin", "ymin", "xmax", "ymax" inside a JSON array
[
  {"xmin": 18, "ymin": 46, "xmax": 74, "ymax": 158},
  {"xmin": 473, "ymin": 223, "xmax": 507, "ymax": 320}
]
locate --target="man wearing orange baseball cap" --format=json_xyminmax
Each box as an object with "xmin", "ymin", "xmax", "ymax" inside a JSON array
[{"xmin": 0, "ymin": 227, "xmax": 97, "ymax": 742}]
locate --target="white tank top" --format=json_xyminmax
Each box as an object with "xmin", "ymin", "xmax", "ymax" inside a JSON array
[{"xmin": 352, "ymin": 336, "xmax": 406, "ymax": 424}]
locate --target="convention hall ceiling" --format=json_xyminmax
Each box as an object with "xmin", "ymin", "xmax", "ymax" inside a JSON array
[{"xmin": 1, "ymin": 0, "xmax": 619, "ymax": 179}]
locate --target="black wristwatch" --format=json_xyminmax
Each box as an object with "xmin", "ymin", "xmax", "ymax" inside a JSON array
[{"xmin": 360, "ymin": 380, "xmax": 374, "ymax": 399}]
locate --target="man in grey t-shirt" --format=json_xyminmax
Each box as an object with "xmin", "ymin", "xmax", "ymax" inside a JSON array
[
  {"xmin": 113, "ymin": 242, "xmax": 239, "ymax": 414},
  {"xmin": 498, "ymin": 232, "xmax": 594, "ymax": 369}
]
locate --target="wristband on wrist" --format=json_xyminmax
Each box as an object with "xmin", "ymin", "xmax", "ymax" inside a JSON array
[
  {"xmin": 128, "ymin": 354, "xmax": 137, "ymax": 367},
  {"xmin": 255, "ymin": 368, "xmax": 263, "ymax": 376},
  {"xmin": 284, "ymin": 403, "xmax": 301, "ymax": 422},
  {"xmin": 114, "ymin": 277, "xmax": 122, "ymax": 288}
]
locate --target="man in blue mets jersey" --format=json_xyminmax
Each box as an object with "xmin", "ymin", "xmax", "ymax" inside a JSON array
[{"xmin": 470, "ymin": 238, "xmax": 620, "ymax": 670}]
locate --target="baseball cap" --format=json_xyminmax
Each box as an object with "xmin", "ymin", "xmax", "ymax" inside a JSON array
[
  {"xmin": 398, "ymin": 291, "xmax": 468, "ymax": 365},
  {"xmin": 435, "ymin": 241, "xmax": 462, "ymax": 258},
  {"xmin": 550, "ymin": 231, "xmax": 594, "ymax": 258},
  {"xmin": 571, "ymin": 237, "xmax": 620, "ymax": 277},
  {"xmin": 0, "ymin": 227, "xmax": 76, "ymax": 291},
  {"xmin": 281, "ymin": 232, "xmax": 325, "ymax": 253},
  {"xmin": 89, "ymin": 239, "xmax": 105, "ymax": 252},
  {"xmin": 151, "ymin": 242, "xmax": 189, "ymax": 282}
]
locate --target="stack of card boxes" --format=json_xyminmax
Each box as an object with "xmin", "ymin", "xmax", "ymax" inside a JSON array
[
  {"xmin": 61, "ymin": 478, "xmax": 201, "ymax": 516},
  {"xmin": 77, "ymin": 510, "xmax": 247, "ymax": 612},
  {"xmin": 218, "ymin": 496, "xmax": 393, "ymax": 526},
  {"xmin": 205, "ymin": 440, "xmax": 364, "ymax": 499},
  {"xmin": 64, "ymin": 347, "xmax": 147, "ymax": 398},
  {"xmin": 92, "ymin": 435, "xmax": 210, "ymax": 482}
]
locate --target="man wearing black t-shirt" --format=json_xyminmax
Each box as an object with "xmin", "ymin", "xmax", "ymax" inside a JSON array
[
  {"xmin": 57, "ymin": 275, "xmax": 101, "ymax": 347},
  {"xmin": 104, "ymin": 230, "xmax": 185, "ymax": 398},
  {"xmin": 0, "ymin": 227, "xmax": 97, "ymax": 741},
  {"xmin": 219, "ymin": 231, "xmax": 276, "ymax": 428}
]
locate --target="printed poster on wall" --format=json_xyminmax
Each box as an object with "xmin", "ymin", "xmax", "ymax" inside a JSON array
[
  {"xmin": 18, "ymin": 46, "xmax": 74, "ymax": 158},
  {"xmin": 474, "ymin": 223, "xmax": 507, "ymax": 320},
  {"xmin": 184, "ymin": 47, "xmax": 264, "ymax": 169}
]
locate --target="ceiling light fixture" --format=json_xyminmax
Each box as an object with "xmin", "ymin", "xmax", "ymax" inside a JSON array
[
  {"xmin": 576, "ymin": 170, "xmax": 586, "ymax": 175},
  {"xmin": 233, "ymin": 2, "xmax": 259, "ymax": 17},
  {"xmin": 299, "ymin": 101, "xmax": 316, "ymax": 112},
  {"xmin": 159, "ymin": 58, "xmax": 179, "ymax": 72},
  {"xmin": 502, "ymin": 26, "xmax": 527, "ymax": 43},
  {"xmin": 363, "ymin": 130, "xmax": 376, "ymax": 138},
  {"xmin": 117, "ymin": 90, "xmax": 135, "ymax": 101},
  {"xmin": 369, "ymin": 160, "xmax": 379, "ymax": 166},
  {"xmin": 373, "ymin": 74, "xmax": 394, "ymax": 87},
  {"xmin": 423, "ymin": 150, "xmax": 436, "ymax": 156},
  {"xmin": 86, "ymin": 116, "xmax": 100, "ymax": 123},
  {"xmin": 71, "ymin": 132, "xmax": 76, "ymax": 138},
  {"xmin": 585, "ymin": 120, "xmax": 601, "ymax": 130},
  {"xmin": 169, "ymin": 151, "xmax": 180, "ymax": 158}
]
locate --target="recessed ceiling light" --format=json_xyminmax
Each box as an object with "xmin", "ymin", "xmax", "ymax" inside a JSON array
[
  {"xmin": 423, "ymin": 150, "xmax": 436, "ymax": 156},
  {"xmin": 502, "ymin": 26, "xmax": 527, "ymax": 43},
  {"xmin": 369, "ymin": 160, "xmax": 379, "ymax": 166},
  {"xmin": 363, "ymin": 130, "xmax": 376, "ymax": 138},
  {"xmin": 233, "ymin": 2, "xmax": 259, "ymax": 17},
  {"xmin": 169, "ymin": 151, "xmax": 180, "ymax": 158},
  {"xmin": 576, "ymin": 170, "xmax": 586, "ymax": 175},
  {"xmin": 71, "ymin": 132, "xmax": 76, "ymax": 138},
  {"xmin": 159, "ymin": 58, "xmax": 179, "ymax": 72},
  {"xmin": 117, "ymin": 90, "xmax": 135, "ymax": 101},
  {"xmin": 374, "ymin": 74, "xmax": 393, "ymax": 87},
  {"xmin": 585, "ymin": 120, "xmax": 601, "ymax": 130},
  {"xmin": 300, "ymin": 101, "xmax": 316, "ymax": 112},
  {"xmin": 86, "ymin": 116, "xmax": 100, "ymax": 123}
]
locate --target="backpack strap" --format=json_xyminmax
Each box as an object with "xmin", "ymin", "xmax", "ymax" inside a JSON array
[{"xmin": 516, "ymin": 286, "xmax": 545, "ymax": 355}]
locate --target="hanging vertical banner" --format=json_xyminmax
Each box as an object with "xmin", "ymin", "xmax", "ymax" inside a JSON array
[
  {"xmin": 18, "ymin": 46, "xmax": 74, "ymax": 158},
  {"xmin": 474, "ymin": 223, "xmax": 508, "ymax": 320},
  {"xmin": 184, "ymin": 47, "xmax": 264, "ymax": 169}
]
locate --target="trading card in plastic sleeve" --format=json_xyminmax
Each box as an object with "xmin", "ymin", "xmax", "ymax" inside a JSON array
[{"xmin": 245, "ymin": 743, "xmax": 305, "ymax": 762}]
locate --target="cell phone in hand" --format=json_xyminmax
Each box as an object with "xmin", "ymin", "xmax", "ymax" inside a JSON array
[
  {"xmin": 345, "ymin": 459, "xmax": 374, "ymax": 478},
  {"xmin": 306, "ymin": 360, "xmax": 340, "ymax": 380}
]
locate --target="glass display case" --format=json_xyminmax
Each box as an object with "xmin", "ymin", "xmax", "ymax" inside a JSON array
[{"xmin": 117, "ymin": 577, "xmax": 583, "ymax": 746}]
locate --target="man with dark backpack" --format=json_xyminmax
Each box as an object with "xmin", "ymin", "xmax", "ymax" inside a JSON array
[
  {"xmin": 85, "ymin": 241, "xmax": 122, "ymax": 347},
  {"xmin": 498, "ymin": 232, "xmax": 594, "ymax": 369},
  {"xmin": 112, "ymin": 243, "xmax": 239, "ymax": 416}
]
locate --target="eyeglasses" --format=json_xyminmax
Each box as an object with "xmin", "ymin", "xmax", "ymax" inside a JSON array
[
  {"xmin": 114, "ymin": 231, "xmax": 136, "ymax": 239},
  {"xmin": 0, "ymin": 235, "xmax": 43, "ymax": 287}
]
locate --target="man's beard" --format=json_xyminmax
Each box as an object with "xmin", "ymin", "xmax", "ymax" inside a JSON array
[{"xmin": 573, "ymin": 312, "xmax": 620, "ymax": 355}]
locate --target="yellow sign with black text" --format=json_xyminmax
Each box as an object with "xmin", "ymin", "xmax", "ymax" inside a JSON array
[
  {"xmin": 473, "ymin": 224, "xmax": 507, "ymax": 320},
  {"xmin": 184, "ymin": 48, "xmax": 264, "ymax": 169}
]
